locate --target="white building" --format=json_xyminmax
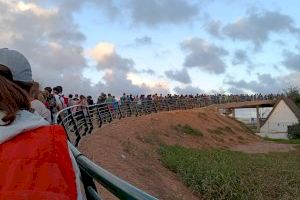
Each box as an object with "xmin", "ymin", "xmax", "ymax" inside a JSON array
[{"xmin": 260, "ymin": 97, "xmax": 300, "ymax": 138}]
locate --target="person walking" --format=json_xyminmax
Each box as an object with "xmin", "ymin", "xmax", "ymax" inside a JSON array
[{"xmin": 0, "ymin": 48, "xmax": 83, "ymax": 200}]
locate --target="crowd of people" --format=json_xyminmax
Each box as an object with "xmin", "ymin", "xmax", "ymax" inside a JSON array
[
  {"xmin": 32, "ymin": 86, "xmax": 282, "ymax": 124},
  {"xmin": 0, "ymin": 48, "xmax": 285, "ymax": 199}
]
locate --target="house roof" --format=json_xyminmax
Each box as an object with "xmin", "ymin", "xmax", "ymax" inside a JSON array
[{"xmin": 261, "ymin": 97, "xmax": 300, "ymax": 127}]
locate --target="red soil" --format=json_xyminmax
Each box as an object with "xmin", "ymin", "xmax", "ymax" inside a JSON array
[{"xmin": 78, "ymin": 106, "xmax": 295, "ymax": 200}]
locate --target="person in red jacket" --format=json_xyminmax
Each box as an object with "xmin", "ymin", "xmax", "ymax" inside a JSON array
[{"xmin": 0, "ymin": 48, "xmax": 83, "ymax": 200}]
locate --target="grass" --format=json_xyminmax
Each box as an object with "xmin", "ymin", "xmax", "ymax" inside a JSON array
[
  {"xmin": 160, "ymin": 145, "xmax": 300, "ymax": 200},
  {"xmin": 174, "ymin": 124, "xmax": 203, "ymax": 136},
  {"xmin": 263, "ymin": 137, "xmax": 300, "ymax": 145}
]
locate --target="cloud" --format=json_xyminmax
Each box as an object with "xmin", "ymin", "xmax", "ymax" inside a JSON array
[
  {"xmin": 0, "ymin": 0, "xmax": 88, "ymax": 93},
  {"xmin": 223, "ymin": 10, "xmax": 298, "ymax": 49},
  {"xmin": 225, "ymin": 74, "xmax": 286, "ymax": 94},
  {"xmin": 181, "ymin": 38, "xmax": 228, "ymax": 74},
  {"xmin": 88, "ymin": 42, "xmax": 170, "ymax": 95},
  {"xmin": 173, "ymin": 85, "xmax": 204, "ymax": 95},
  {"xmin": 89, "ymin": 42, "xmax": 115, "ymax": 62},
  {"xmin": 205, "ymin": 20, "xmax": 223, "ymax": 39},
  {"xmin": 135, "ymin": 36, "xmax": 152, "ymax": 46},
  {"xmin": 128, "ymin": 0, "xmax": 199, "ymax": 26},
  {"xmin": 140, "ymin": 69, "xmax": 155, "ymax": 75},
  {"xmin": 0, "ymin": 1, "xmax": 169, "ymax": 97},
  {"xmin": 232, "ymin": 49, "xmax": 251, "ymax": 65},
  {"xmin": 165, "ymin": 68, "xmax": 191, "ymax": 84},
  {"xmin": 282, "ymin": 51, "xmax": 300, "ymax": 71},
  {"xmin": 227, "ymin": 87, "xmax": 245, "ymax": 94}
]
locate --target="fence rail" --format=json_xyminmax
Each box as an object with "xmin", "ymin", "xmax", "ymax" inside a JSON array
[{"xmin": 55, "ymin": 97, "xmax": 277, "ymax": 200}]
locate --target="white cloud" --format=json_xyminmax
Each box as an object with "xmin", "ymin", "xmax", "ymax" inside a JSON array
[
  {"xmin": 128, "ymin": 0, "xmax": 199, "ymax": 26},
  {"xmin": 173, "ymin": 85, "xmax": 204, "ymax": 95},
  {"xmin": 282, "ymin": 51, "xmax": 300, "ymax": 71},
  {"xmin": 165, "ymin": 68, "xmax": 191, "ymax": 84},
  {"xmin": 222, "ymin": 10, "xmax": 298, "ymax": 49},
  {"xmin": 181, "ymin": 38, "xmax": 228, "ymax": 74},
  {"xmin": 88, "ymin": 42, "xmax": 115, "ymax": 62},
  {"xmin": 225, "ymin": 74, "xmax": 287, "ymax": 94}
]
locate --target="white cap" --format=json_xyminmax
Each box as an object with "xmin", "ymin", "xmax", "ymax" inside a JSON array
[{"xmin": 0, "ymin": 48, "xmax": 32, "ymax": 82}]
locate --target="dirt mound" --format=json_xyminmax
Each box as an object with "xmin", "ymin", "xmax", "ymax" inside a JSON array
[{"xmin": 78, "ymin": 107, "xmax": 270, "ymax": 199}]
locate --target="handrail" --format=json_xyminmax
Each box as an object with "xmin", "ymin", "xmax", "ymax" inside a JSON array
[
  {"xmin": 69, "ymin": 143, "xmax": 158, "ymax": 200},
  {"xmin": 56, "ymin": 96, "xmax": 279, "ymax": 200}
]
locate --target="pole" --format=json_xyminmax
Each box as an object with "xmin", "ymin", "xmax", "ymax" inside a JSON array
[{"xmin": 256, "ymin": 106, "xmax": 260, "ymax": 132}]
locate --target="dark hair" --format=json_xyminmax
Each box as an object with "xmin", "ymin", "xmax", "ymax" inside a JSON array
[
  {"xmin": 53, "ymin": 87, "xmax": 59, "ymax": 94},
  {"xmin": 44, "ymin": 87, "xmax": 52, "ymax": 93},
  {"xmin": 69, "ymin": 94, "xmax": 73, "ymax": 98},
  {"xmin": 56, "ymin": 86, "xmax": 63, "ymax": 93},
  {"xmin": 0, "ymin": 64, "xmax": 13, "ymax": 81},
  {"xmin": 0, "ymin": 76, "xmax": 30, "ymax": 125}
]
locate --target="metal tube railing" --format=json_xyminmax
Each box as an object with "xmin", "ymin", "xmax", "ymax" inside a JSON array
[
  {"xmin": 55, "ymin": 96, "xmax": 279, "ymax": 200},
  {"xmin": 69, "ymin": 143, "xmax": 158, "ymax": 200}
]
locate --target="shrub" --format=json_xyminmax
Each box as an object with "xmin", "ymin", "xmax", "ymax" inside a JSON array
[
  {"xmin": 174, "ymin": 124, "xmax": 203, "ymax": 136},
  {"xmin": 287, "ymin": 123, "xmax": 300, "ymax": 139}
]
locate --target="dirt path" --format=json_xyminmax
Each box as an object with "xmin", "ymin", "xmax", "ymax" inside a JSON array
[{"xmin": 230, "ymin": 141, "xmax": 296, "ymax": 153}]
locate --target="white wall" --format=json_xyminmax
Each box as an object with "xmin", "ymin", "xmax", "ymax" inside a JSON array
[{"xmin": 260, "ymin": 100, "xmax": 299, "ymax": 133}]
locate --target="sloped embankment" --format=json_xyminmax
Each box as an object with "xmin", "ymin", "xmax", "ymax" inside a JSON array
[{"xmin": 78, "ymin": 106, "xmax": 262, "ymax": 200}]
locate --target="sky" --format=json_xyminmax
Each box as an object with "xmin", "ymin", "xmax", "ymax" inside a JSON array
[{"xmin": 1, "ymin": 0, "xmax": 300, "ymax": 98}]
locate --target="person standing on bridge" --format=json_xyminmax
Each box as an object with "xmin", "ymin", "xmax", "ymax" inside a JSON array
[{"xmin": 0, "ymin": 48, "xmax": 83, "ymax": 200}]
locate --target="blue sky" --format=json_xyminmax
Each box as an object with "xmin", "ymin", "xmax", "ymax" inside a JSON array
[{"xmin": 1, "ymin": 0, "xmax": 300, "ymax": 96}]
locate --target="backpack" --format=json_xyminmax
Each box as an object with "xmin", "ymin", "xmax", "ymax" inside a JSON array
[{"xmin": 63, "ymin": 97, "xmax": 68, "ymax": 106}]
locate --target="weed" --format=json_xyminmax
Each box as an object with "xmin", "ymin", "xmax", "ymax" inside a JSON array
[
  {"xmin": 263, "ymin": 137, "xmax": 300, "ymax": 145},
  {"xmin": 174, "ymin": 124, "xmax": 203, "ymax": 136},
  {"xmin": 160, "ymin": 145, "xmax": 300, "ymax": 200}
]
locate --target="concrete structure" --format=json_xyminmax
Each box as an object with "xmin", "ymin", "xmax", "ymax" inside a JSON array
[
  {"xmin": 260, "ymin": 98, "xmax": 300, "ymax": 138},
  {"xmin": 218, "ymin": 100, "xmax": 276, "ymax": 132}
]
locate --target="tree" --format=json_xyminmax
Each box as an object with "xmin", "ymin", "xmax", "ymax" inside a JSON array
[{"xmin": 283, "ymin": 86, "xmax": 300, "ymax": 107}]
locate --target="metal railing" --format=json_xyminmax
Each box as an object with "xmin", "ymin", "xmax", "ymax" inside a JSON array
[{"xmin": 55, "ymin": 96, "xmax": 279, "ymax": 200}]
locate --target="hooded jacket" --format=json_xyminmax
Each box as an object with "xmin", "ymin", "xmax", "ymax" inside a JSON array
[{"xmin": 0, "ymin": 110, "xmax": 83, "ymax": 200}]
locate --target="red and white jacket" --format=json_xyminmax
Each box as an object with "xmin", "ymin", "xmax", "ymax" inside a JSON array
[{"xmin": 0, "ymin": 110, "xmax": 84, "ymax": 200}]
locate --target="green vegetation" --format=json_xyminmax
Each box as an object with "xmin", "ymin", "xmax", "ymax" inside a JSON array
[
  {"xmin": 283, "ymin": 86, "xmax": 300, "ymax": 107},
  {"xmin": 160, "ymin": 145, "xmax": 300, "ymax": 200},
  {"xmin": 174, "ymin": 124, "xmax": 203, "ymax": 136},
  {"xmin": 264, "ymin": 137, "xmax": 300, "ymax": 144},
  {"xmin": 287, "ymin": 123, "xmax": 300, "ymax": 139}
]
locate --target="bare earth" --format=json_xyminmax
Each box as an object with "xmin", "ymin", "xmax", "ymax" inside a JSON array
[{"xmin": 78, "ymin": 106, "xmax": 296, "ymax": 200}]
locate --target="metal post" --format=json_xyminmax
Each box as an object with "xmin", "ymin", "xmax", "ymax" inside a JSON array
[{"xmin": 256, "ymin": 106, "xmax": 260, "ymax": 132}]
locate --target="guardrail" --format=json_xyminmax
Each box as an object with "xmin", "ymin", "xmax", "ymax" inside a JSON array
[{"xmin": 55, "ymin": 97, "xmax": 278, "ymax": 200}]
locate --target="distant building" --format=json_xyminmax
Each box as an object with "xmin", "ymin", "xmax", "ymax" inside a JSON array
[{"xmin": 260, "ymin": 97, "xmax": 300, "ymax": 137}]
